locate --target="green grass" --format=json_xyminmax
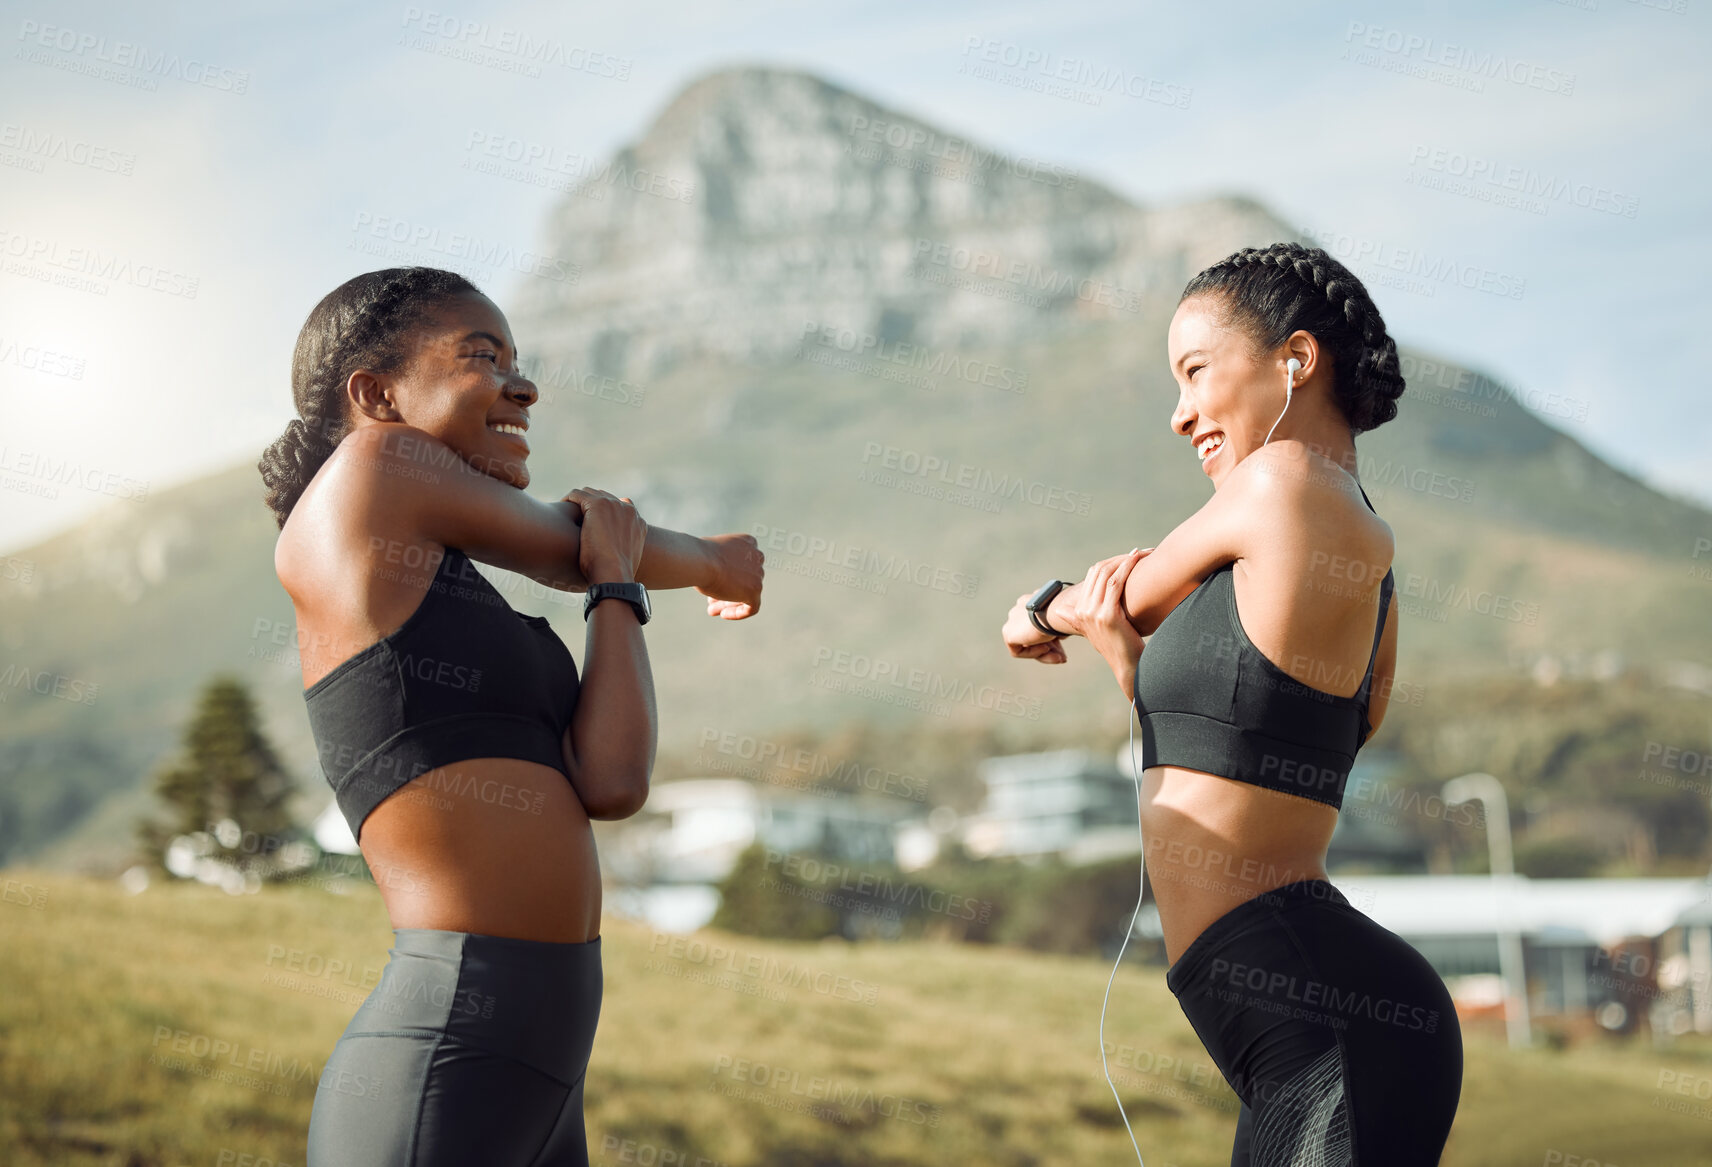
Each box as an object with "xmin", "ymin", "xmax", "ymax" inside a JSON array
[{"xmin": 4, "ymin": 867, "xmax": 1712, "ymax": 1165}]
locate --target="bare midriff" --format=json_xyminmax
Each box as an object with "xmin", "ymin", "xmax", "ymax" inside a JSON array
[
  {"xmin": 1139, "ymin": 764, "xmax": 1337, "ymax": 968},
  {"xmin": 352, "ymin": 756, "xmax": 604, "ymax": 944}
]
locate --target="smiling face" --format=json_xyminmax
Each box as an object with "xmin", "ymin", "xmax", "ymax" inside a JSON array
[
  {"xmin": 1167, "ymin": 294, "xmax": 1302, "ymax": 487},
  {"xmin": 347, "ymin": 291, "xmax": 539, "ymax": 488}
]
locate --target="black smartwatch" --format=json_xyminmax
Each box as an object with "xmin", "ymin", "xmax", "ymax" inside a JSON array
[
  {"xmin": 1025, "ymin": 578, "xmax": 1069, "ymax": 637},
  {"xmin": 584, "ymin": 581, "xmax": 651, "ymax": 625}
]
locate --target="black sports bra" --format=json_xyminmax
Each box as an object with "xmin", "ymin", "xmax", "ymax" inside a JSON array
[
  {"xmin": 1131, "ymin": 487, "xmax": 1393, "ymax": 811},
  {"xmin": 303, "ymin": 545, "xmax": 580, "ymax": 842}
]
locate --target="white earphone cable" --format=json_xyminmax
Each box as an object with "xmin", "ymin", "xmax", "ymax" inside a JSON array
[
  {"xmin": 1263, "ymin": 359, "xmax": 1300, "ymax": 447},
  {"xmin": 1099, "ymin": 711, "xmax": 1148, "ymax": 1166},
  {"xmin": 1101, "ymin": 362, "xmax": 1294, "ymax": 1158}
]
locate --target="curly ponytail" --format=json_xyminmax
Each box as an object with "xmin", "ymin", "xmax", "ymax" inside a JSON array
[
  {"xmin": 258, "ymin": 266, "xmax": 483, "ymax": 529},
  {"xmin": 1180, "ymin": 242, "xmax": 1406, "ymax": 434}
]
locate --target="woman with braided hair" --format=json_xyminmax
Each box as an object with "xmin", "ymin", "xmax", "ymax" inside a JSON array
[
  {"xmin": 260, "ymin": 266, "xmax": 764, "ymax": 1165},
  {"xmin": 1004, "ymin": 242, "xmax": 1461, "ymax": 1164}
]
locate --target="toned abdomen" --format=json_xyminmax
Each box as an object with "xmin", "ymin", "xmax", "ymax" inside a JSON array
[
  {"xmin": 356, "ymin": 756, "xmax": 603, "ymax": 943},
  {"xmin": 1139, "ymin": 764, "xmax": 1338, "ymax": 967}
]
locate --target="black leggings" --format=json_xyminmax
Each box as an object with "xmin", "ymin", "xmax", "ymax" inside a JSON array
[
  {"xmin": 1165, "ymin": 878, "xmax": 1462, "ymax": 1166},
  {"xmin": 307, "ymin": 928, "xmax": 602, "ymax": 1166}
]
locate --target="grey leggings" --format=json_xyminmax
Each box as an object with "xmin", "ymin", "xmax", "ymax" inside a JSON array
[{"xmin": 307, "ymin": 928, "xmax": 602, "ymax": 1166}]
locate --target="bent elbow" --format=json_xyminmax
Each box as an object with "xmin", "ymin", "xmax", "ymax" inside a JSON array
[{"xmin": 579, "ymin": 773, "xmax": 650, "ymax": 820}]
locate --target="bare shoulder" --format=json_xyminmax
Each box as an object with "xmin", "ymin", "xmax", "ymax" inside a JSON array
[
  {"xmin": 296, "ymin": 422, "xmax": 582, "ymax": 588},
  {"xmin": 308, "ymin": 423, "xmax": 476, "ymax": 541},
  {"xmin": 1234, "ymin": 440, "xmax": 1347, "ymax": 503},
  {"xmin": 273, "ymin": 522, "xmax": 309, "ymax": 601},
  {"xmin": 1240, "ymin": 441, "xmax": 1393, "ymax": 570},
  {"xmin": 274, "ymin": 424, "xmax": 448, "ymax": 602},
  {"xmin": 1218, "ymin": 443, "xmax": 1316, "ymax": 550}
]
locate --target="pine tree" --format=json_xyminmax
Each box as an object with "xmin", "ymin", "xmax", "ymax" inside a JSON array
[
  {"xmin": 134, "ymin": 674, "xmax": 301, "ymax": 878},
  {"xmin": 710, "ymin": 840, "xmax": 842, "ymax": 939}
]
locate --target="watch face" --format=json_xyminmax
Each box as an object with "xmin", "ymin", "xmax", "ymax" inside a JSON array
[{"xmin": 1028, "ymin": 579, "xmax": 1062, "ymax": 610}]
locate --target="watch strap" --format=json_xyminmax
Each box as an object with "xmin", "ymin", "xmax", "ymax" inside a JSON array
[
  {"xmin": 584, "ymin": 581, "xmax": 650, "ymax": 624},
  {"xmin": 1028, "ymin": 605, "xmax": 1067, "ymax": 638},
  {"xmin": 1027, "ymin": 579, "xmax": 1069, "ymax": 637}
]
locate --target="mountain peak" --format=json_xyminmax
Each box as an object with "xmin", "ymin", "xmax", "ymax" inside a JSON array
[
  {"xmin": 511, "ymin": 65, "xmax": 1294, "ymax": 380},
  {"xmin": 640, "ymin": 64, "xmax": 855, "ymax": 140}
]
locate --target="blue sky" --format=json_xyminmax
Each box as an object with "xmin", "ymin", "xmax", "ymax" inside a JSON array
[{"xmin": 1, "ymin": 0, "xmax": 1706, "ymax": 552}]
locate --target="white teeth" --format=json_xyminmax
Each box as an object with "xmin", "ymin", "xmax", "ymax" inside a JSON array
[
  {"xmin": 491, "ymin": 423, "xmax": 526, "ymax": 436},
  {"xmin": 1197, "ymin": 434, "xmax": 1224, "ymax": 461}
]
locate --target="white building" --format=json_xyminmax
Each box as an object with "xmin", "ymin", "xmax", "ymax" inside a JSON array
[
  {"xmin": 960, "ymin": 747, "xmax": 1142, "ymax": 863},
  {"xmin": 1656, "ymin": 892, "xmax": 1712, "ymax": 1036},
  {"xmin": 603, "ymin": 778, "xmax": 925, "ymax": 932}
]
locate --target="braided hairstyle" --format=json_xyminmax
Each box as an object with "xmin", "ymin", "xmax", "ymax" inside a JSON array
[
  {"xmin": 258, "ymin": 267, "xmax": 482, "ymax": 529},
  {"xmin": 1180, "ymin": 242, "xmax": 1406, "ymax": 435}
]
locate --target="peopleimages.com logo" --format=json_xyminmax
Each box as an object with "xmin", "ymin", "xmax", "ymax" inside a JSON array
[{"xmin": 1405, "ymin": 144, "xmax": 1639, "ymax": 219}]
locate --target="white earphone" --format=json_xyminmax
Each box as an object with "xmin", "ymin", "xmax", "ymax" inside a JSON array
[
  {"xmin": 1263, "ymin": 358, "xmax": 1302, "ymax": 446},
  {"xmin": 1102, "ymin": 354, "xmax": 1307, "ymax": 1166},
  {"xmin": 1102, "ymin": 713, "xmax": 1149, "ymax": 1165}
]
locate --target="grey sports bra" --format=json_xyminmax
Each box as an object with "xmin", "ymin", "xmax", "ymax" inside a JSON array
[{"xmin": 1131, "ymin": 485, "xmax": 1393, "ymax": 810}]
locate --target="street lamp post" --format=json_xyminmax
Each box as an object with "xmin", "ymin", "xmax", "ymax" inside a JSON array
[{"xmin": 1443, "ymin": 771, "xmax": 1532, "ymax": 1049}]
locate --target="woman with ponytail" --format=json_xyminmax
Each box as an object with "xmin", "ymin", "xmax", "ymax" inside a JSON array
[
  {"xmin": 263, "ymin": 267, "xmax": 764, "ymax": 1165},
  {"xmin": 1003, "ymin": 243, "xmax": 1460, "ymax": 1164}
]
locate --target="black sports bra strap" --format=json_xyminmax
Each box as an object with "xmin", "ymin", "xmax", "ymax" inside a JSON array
[
  {"xmin": 1358, "ymin": 569, "xmax": 1393, "ymax": 697},
  {"xmin": 1353, "ymin": 481, "xmax": 1387, "ymax": 695}
]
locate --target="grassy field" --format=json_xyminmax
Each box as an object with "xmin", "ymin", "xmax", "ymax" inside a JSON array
[{"xmin": 4, "ymin": 867, "xmax": 1712, "ymax": 1166}]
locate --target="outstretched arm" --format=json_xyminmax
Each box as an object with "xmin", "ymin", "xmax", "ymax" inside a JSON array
[
  {"xmin": 603, "ymin": 516, "xmax": 764, "ymax": 619},
  {"xmin": 1005, "ymin": 455, "xmax": 1271, "ymax": 660},
  {"xmin": 629, "ymin": 522, "xmax": 712, "ymax": 590},
  {"xmin": 331, "ymin": 425, "xmax": 763, "ymax": 613},
  {"xmin": 532, "ymin": 498, "xmax": 703, "ymax": 590}
]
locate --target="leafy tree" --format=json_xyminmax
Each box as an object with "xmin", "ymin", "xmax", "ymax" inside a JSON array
[
  {"xmin": 711, "ymin": 841, "xmax": 840, "ymax": 939},
  {"xmin": 134, "ymin": 674, "xmax": 300, "ymax": 878}
]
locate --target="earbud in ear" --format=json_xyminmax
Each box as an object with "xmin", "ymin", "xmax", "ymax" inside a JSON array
[{"xmin": 1265, "ymin": 359, "xmax": 1301, "ymax": 447}]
